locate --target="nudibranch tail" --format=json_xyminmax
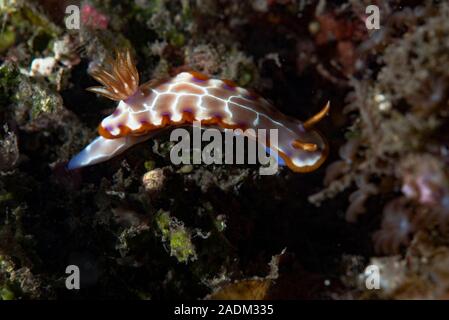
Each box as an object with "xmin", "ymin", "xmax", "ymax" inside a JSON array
[{"xmin": 86, "ymin": 48, "xmax": 139, "ymax": 101}]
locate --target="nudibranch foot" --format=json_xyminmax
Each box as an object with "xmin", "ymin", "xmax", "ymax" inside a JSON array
[{"xmin": 67, "ymin": 135, "xmax": 151, "ymax": 170}]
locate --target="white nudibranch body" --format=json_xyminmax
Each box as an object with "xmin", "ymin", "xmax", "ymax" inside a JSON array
[{"xmin": 68, "ymin": 49, "xmax": 329, "ymax": 172}]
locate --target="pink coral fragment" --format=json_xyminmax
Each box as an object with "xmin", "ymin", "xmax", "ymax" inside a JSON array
[{"xmin": 81, "ymin": 4, "xmax": 109, "ymax": 30}]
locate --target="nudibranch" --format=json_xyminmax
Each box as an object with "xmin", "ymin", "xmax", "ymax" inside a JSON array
[{"xmin": 68, "ymin": 48, "xmax": 329, "ymax": 173}]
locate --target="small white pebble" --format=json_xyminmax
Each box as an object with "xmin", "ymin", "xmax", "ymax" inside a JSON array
[
  {"xmin": 374, "ymin": 93, "xmax": 392, "ymax": 112},
  {"xmin": 30, "ymin": 57, "xmax": 56, "ymax": 77}
]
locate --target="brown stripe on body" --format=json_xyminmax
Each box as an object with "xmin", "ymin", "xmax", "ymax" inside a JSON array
[
  {"xmin": 171, "ymin": 82, "xmax": 205, "ymax": 95},
  {"xmin": 201, "ymin": 95, "xmax": 229, "ymax": 119},
  {"xmin": 206, "ymin": 86, "xmax": 236, "ymax": 101},
  {"xmin": 227, "ymin": 101, "xmax": 256, "ymax": 129},
  {"xmin": 154, "ymin": 82, "xmax": 171, "ymax": 93},
  {"xmin": 174, "ymin": 95, "xmax": 201, "ymax": 120},
  {"xmin": 230, "ymin": 96, "xmax": 281, "ymax": 126},
  {"xmin": 253, "ymin": 112, "xmax": 276, "ymax": 130},
  {"xmin": 154, "ymin": 93, "xmax": 177, "ymax": 115}
]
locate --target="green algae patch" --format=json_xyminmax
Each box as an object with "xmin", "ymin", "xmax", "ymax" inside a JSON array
[{"xmin": 155, "ymin": 210, "xmax": 197, "ymax": 263}]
